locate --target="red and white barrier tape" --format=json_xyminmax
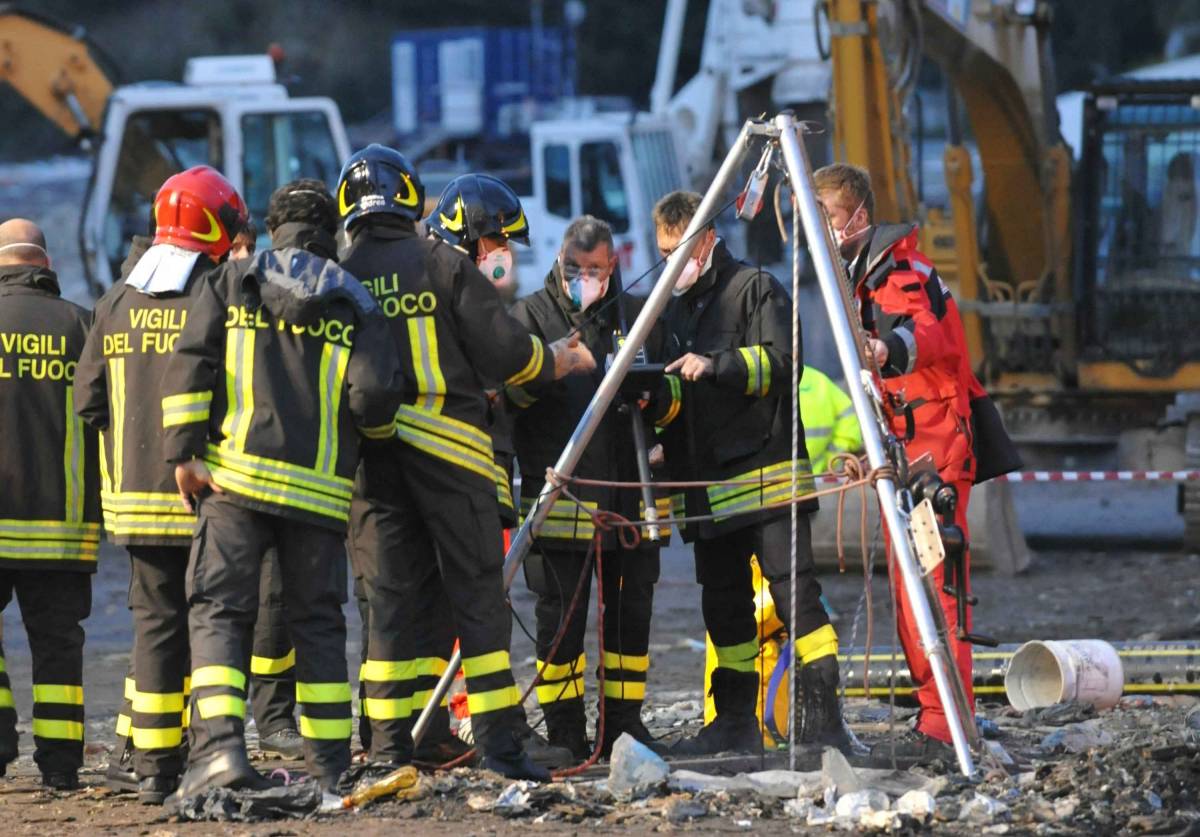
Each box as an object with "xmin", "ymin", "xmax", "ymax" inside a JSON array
[{"xmin": 816, "ymin": 470, "xmax": 1200, "ymax": 485}]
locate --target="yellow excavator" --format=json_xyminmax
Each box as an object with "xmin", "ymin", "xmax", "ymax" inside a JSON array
[
  {"xmin": 0, "ymin": 6, "xmax": 350, "ymax": 295},
  {"xmin": 824, "ymin": 0, "xmax": 1200, "ymax": 545}
]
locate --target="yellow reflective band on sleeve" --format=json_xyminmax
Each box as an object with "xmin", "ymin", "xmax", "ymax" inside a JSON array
[
  {"xmin": 363, "ymin": 696, "xmax": 413, "ymax": 720},
  {"xmin": 505, "ymin": 383, "xmax": 537, "ymax": 409},
  {"xmin": 296, "ymin": 682, "xmax": 352, "ymax": 703},
  {"xmin": 33, "ymin": 684, "xmax": 84, "ymax": 705},
  {"xmin": 794, "ymin": 623, "xmax": 839, "ymax": 665},
  {"xmin": 63, "ymin": 386, "xmax": 85, "ymax": 524},
  {"xmin": 315, "ymin": 342, "xmax": 351, "ymax": 475},
  {"xmin": 131, "ymin": 691, "xmax": 184, "ymax": 714},
  {"xmin": 738, "ymin": 346, "xmax": 770, "ymax": 396},
  {"xmin": 518, "ymin": 496, "xmax": 597, "ymax": 541},
  {"xmin": 300, "ymin": 716, "xmax": 352, "ymax": 739},
  {"xmin": 132, "ymin": 725, "xmax": 183, "ymax": 750},
  {"xmin": 603, "ymin": 680, "xmax": 646, "ymax": 701},
  {"xmin": 361, "ymin": 659, "xmax": 416, "ymax": 683},
  {"xmin": 603, "ymin": 652, "xmax": 649, "ymax": 673},
  {"xmin": 0, "ymin": 688, "xmax": 12, "ymax": 708},
  {"xmin": 505, "ymin": 335, "xmax": 545, "ymax": 387},
  {"xmin": 713, "ymin": 638, "xmax": 760, "ymax": 673},
  {"xmin": 115, "ymin": 713, "xmax": 131, "ymax": 737},
  {"xmin": 467, "ymin": 684, "xmax": 522, "ymax": 715},
  {"xmin": 196, "ymin": 694, "xmax": 246, "ymax": 720},
  {"xmin": 536, "ymin": 678, "xmax": 584, "ymax": 705},
  {"xmin": 32, "ymin": 719, "xmax": 83, "ymax": 741},
  {"xmin": 359, "ymin": 421, "xmax": 397, "ymax": 440},
  {"xmin": 462, "ymin": 650, "xmax": 511, "ymax": 679},
  {"xmin": 108, "ymin": 357, "xmax": 126, "ymax": 492},
  {"xmin": 220, "ymin": 326, "xmax": 256, "ymax": 452},
  {"xmin": 656, "ymin": 375, "xmax": 682, "ymax": 428},
  {"xmin": 190, "ymin": 665, "xmax": 246, "ymax": 692},
  {"xmin": 537, "ymin": 654, "xmax": 585, "ymax": 681},
  {"xmin": 250, "ymin": 648, "xmax": 296, "ymax": 676},
  {"xmin": 161, "ymin": 391, "xmax": 213, "ymax": 428},
  {"xmin": 408, "ymin": 316, "xmax": 446, "ymax": 413}
]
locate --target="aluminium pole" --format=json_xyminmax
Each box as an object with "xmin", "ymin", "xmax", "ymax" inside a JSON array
[
  {"xmin": 774, "ymin": 112, "xmax": 979, "ymax": 777},
  {"xmin": 412, "ymin": 121, "xmax": 765, "ymax": 746}
]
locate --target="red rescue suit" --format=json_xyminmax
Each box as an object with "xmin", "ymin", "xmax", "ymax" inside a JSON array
[{"xmin": 849, "ymin": 223, "xmax": 979, "ymax": 743}]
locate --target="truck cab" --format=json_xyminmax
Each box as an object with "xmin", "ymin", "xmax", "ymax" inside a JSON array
[{"xmin": 81, "ymin": 55, "xmax": 350, "ymax": 291}]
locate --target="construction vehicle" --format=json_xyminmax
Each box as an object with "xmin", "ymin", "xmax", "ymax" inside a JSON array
[{"xmin": 0, "ymin": 7, "xmax": 350, "ymax": 296}]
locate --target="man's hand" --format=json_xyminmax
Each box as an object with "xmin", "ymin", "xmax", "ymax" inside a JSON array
[
  {"xmin": 549, "ymin": 333, "xmax": 597, "ymax": 379},
  {"xmin": 664, "ymin": 352, "xmax": 714, "ymax": 382},
  {"xmin": 866, "ymin": 338, "xmax": 889, "ymax": 368},
  {"xmin": 174, "ymin": 460, "xmax": 222, "ymax": 512},
  {"xmin": 648, "ymin": 443, "xmax": 665, "ymax": 468}
]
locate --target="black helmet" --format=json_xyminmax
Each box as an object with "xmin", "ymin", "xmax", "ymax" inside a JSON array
[
  {"xmin": 426, "ymin": 173, "xmax": 530, "ymax": 248},
  {"xmin": 335, "ymin": 144, "xmax": 425, "ymax": 228}
]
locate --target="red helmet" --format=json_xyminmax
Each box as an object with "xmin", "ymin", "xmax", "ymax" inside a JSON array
[{"xmin": 152, "ymin": 166, "xmax": 248, "ymax": 260}]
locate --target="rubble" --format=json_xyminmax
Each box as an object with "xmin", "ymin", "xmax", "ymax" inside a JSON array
[
  {"xmin": 1040, "ymin": 719, "xmax": 1115, "ymax": 752},
  {"xmin": 606, "ymin": 733, "xmax": 670, "ymax": 800}
]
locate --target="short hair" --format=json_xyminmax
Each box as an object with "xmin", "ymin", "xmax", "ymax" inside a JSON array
[
  {"xmin": 813, "ymin": 163, "xmax": 875, "ymax": 221},
  {"xmin": 561, "ymin": 214, "xmax": 613, "ymax": 256},
  {"xmin": 265, "ymin": 179, "xmax": 337, "ymax": 236},
  {"xmin": 652, "ymin": 190, "xmax": 711, "ymax": 234},
  {"xmin": 233, "ymin": 218, "xmax": 258, "ymax": 246}
]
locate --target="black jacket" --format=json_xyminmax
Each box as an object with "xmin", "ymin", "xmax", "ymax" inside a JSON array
[
  {"xmin": 75, "ymin": 245, "xmax": 217, "ymax": 546},
  {"xmin": 160, "ymin": 228, "xmax": 402, "ymax": 532},
  {"xmin": 0, "ymin": 265, "xmax": 101, "ymax": 571},
  {"xmin": 656, "ymin": 241, "xmax": 815, "ymax": 540},
  {"xmin": 339, "ymin": 219, "xmax": 555, "ymax": 502}
]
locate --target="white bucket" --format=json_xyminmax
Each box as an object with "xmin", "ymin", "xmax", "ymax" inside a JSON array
[{"xmin": 1004, "ymin": 640, "xmax": 1125, "ymax": 711}]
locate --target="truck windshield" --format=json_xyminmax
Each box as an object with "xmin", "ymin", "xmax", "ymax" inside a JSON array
[
  {"xmin": 580, "ymin": 141, "xmax": 630, "ymax": 233},
  {"xmin": 241, "ymin": 110, "xmax": 341, "ymax": 237}
]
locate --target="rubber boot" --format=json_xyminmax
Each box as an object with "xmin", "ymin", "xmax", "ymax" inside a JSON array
[
  {"xmin": 798, "ymin": 655, "xmax": 854, "ymax": 752},
  {"xmin": 169, "ymin": 747, "xmax": 269, "ymax": 804},
  {"xmin": 671, "ymin": 670, "xmax": 763, "ymax": 756},
  {"xmin": 105, "ymin": 736, "xmax": 138, "ymax": 794},
  {"xmin": 600, "ymin": 700, "xmax": 666, "ymax": 759},
  {"xmin": 513, "ymin": 718, "xmax": 575, "ymax": 770},
  {"xmin": 542, "ymin": 699, "xmax": 590, "ymax": 762},
  {"xmin": 477, "ymin": 725, "xmax": 550, "ymax": 782}
]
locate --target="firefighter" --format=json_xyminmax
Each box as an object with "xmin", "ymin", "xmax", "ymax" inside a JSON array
[
  {"xmin": 0, "ymin": 220, "xmax": 100, "ymax": 790},
  {"xmin": 506, "ymin": 215, "xmax": 667, "ymax": 761},
  {"xmin": 815, "ymin": 163, "xmax": 979, "ymax": 763},
  {"xmin": 338, "ymin": 145, "xmax": 594, "ymax": 781},
  {"xmin": 75, "ymin": 167, "xmax": 249, "ymax": 804},
  {"xmin": 160, "ymin": 180, "xmax": 401, "ymax": 797},
  {"xmin": 650, "ymin": 191, "xmax": 849, "ymax": 755},
  {"xmin": 799, "ymin": 366, "xmax": 863, "ymax": 474}
]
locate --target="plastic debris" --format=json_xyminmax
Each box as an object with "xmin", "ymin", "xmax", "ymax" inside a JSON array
[
  {"xmin": 1040, "ymin": 720, "xmax": 1114, "ymax": 753},
  {"xmin": 607, "ymin": 733, "xmax": 669, "ymax": 800},
  {"xmin": 958, "ymin": 791, "xmax": 1010, "ymax": 824},
  {"xmin": 168, "ymin": 779, "xmax": 324, "ymax": 822},
  {"xmin": 835, "ymin": 789, "xmax": 890, "ymax": 819},
  {"xmin": 895, "ymin": 789, "xmax": 936, "ymax": 821}
]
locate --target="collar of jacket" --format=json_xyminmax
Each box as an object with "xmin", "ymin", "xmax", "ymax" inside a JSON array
[
  {"xmin": 854, "ymin": 222, "xmax": 917, "ymax": 290},
  {"xmin": 351, "ymin": 215, "xmax": 417, "ymax": 243},
  {"xmin": 543, "ymin": 258, "xmax": 624, "ymax": 331},
  {"xmin": 676, "ymin": 238, "xmax": 733, "ymax": 303},
  {"xmin": 248, "ymin": 247, "xmax": 379, "ymax": 325},
  {"xmin": 0, "ymin": 263, "xmax": 61, "ymax": 296},
  {"xmin": 270, "ymin": 222, "xmax": 338, "ymax": 260}
]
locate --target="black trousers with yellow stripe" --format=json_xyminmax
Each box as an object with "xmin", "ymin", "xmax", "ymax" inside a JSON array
[
  {"xmin": 348, "ymin": 439, "xmax": 522, "ymax": 765},
  {"xmin": 695, "ymin": 513, "xmax": 835, "ymax": 712},
  {"xmin": 186, "ymin": 494, "xmax": 350, "ymax": 784},
  {"xmin": 249, "ymin": 550, "xmax": 298, "ymax": 739},
  {"xmin": 523, "ymin": 545, "xmax": 660, "ymax": 714},
  {"xmin": 0, "ymin": 569, "xmax": 91, "ymax": 775}
]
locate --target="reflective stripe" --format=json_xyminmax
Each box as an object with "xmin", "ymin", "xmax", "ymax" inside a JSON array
[
  {"xmin": 462, "ymin": 650, "xmax": 510, "ymax": 679},
  {"xmin": 315, "ymin": 342, "xmax": 350, "ymax": 475},
  {"xmin": 362, "ymin": 659, "xmax": 416, "ymax": 682},
  {"xmin": 794, "ymin": 623, "xmax": 839, "ymax": 664},
  {"xmin": 505, "ymin": 383, "xmax": 537, "ymax": 409},
  {"xmin": 300, "ymin": 716, "xmax": 352, "ymax": 739},
  {"xmin": 191, "ymin": 665, "xmax": 246, "ymax": 691},
  {"xmin": 0, "ymin": 688, "xmax": 12, "ymax": 708},
  {"xmin": 108, "ymin": 358, "xmax": 125, "ymax": 491},
  {"xmin": 536, "ymin": 678, "xmax": 584, "ymax": 704},
  {"xmin": 63, "ymin": 386, "xmax": 85, "ymax": 523},
  {"xmin": 806, "ymin": 427, "xmax": 832, "ymax": 439},
  {"xmin": 670, "ymin": 493, "xmax": 686, "ymax": 518},
  {"xmin": 395, "ymin": 405, "xmax": 493, "ymax": 456},
  {"xmin": 363, "ymin": 697, "xmax": 413, "ymax": 720},
  {"xmin": 205, "ymin": 443, "xmax": 352, "ymax": 497},
  {"xmin": 738, "ymin": 345, "xmax": 770, "ymax": 396},
  {"xmin": 706, "ymin": 460, "xmax": 815, "ymax": 522},
  {"xmin": 296, "ymin": 682, "xmax": 352, "ymax": 703},
  {"xmin": 207, "ymin": 459, "xmax": 350, "ymax": 521},
  {"xmin": 220, "ymin": 326, "xmax": 256, "ymax": 452},
  {"xmin": 0, "ymin": 518, "xmax": 101, "ymax": 561},
  {"xmin": 656, "ymin": 375, "xmax": 682, "ymax": 427},
  {"xmin": 713, "ymin": 638, "xmax": 760, "ymax": 673},
  {"xmin": 603, "ymin": 652, "xmax": 649, "ymax": 673},
  {"xmin": 893, "ymin": 326, "xmax": 917, "ymax": 374},
  {"xmin": 132, "ymin": 726, "xmax": 183, "ymax": 749},
  {"xmin": 414, "ymin": 657, "xmax": 449, "ymax": 678},
  {"xmin": 115, "ymin": 713, "xmax": 131, "ymax": 737},
  {"xmin": 161, "ymin": 391, "xmax": 212, "ymax": 427},
  {"xmin": 603, "ymin": 680, "xmax": 646, "ymax": 701},
  {"xmin": 0, "ymin": 520, "xmax": 101, "ymax": 539},
  {"xmin": 395, "ymin": 421, "xmax": 496, "ymax": 483},
  {"xmin": 466, "ymin": 684, "xmax": 521, "ymax": 715},
  {"xmin": 493, "ymin": 461, "xmax": 514, "ymax": 512},
  {"xmin": 33, "ymin": 719, "xmax": 82, "ymax": 740},
  {"xmin": 251, "ymin": 649, "xmax": 296, "ymax": 676},
  {"xmin": 33, "ymin": 684, "xmax": 84, "ymax": 705},
  {"xmin": 537, "ymin": 654, "xmax": 585, "ymax": 681},
  {"xmin": 519, "ymin": 496, "xmax": 597, "ymax": 541},
  {"xmin": 123, "ymin": 677, "xmax": 135, "ymax": 699},
  {"xmin": 132, "ymin": 691, "xmax": 184, "ymax": 714},
  {"xmin": 196, "ymin": 694, "xmax": 245, "ymax": 719},
  {"xmin": 359, "ymin": 422, "xmax": 396, "ymax": 440},
  {"xmin": 411, "ymin": 688, "xmax": 449, "ymax": 709},
  {"xmin": 505, "ymin": 335, "xmax": 545, "ymax": 387},
  {"xmin": 408, "ymin": 316, "xmax": 446, "ymax": 413}
]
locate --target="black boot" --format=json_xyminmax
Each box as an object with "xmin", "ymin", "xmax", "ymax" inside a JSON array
[
  {"xmin": 600, "ymin": 700, "xmax": 666, "ymax": 759},
  {"xmin": 798, "ymin": 655, "xmax": 854, "ymax": 751},
  {"xmin": 413, "ymin": 708, "xmax": 474, "ymax": 765},
  {"xmin": 257, "ymin": 726, "xmax": 304, "ymax": 760},
  {"xmin": 477, "ymin": 724, "xmax": 550, "ymax": 782},
  {"xmin": 542, "ymin": 699, "xmax": 590, "ymax": 762},
  {"xmin": 138, "ymin": 775, "xmax": 179, "ymax": 805},
  {"xmin": 105, "ymin": 738, "xmax": 138, "ymax": 794},
  {"xmin": 169, "ymin": 747, "xmax": 269, "ymax": 803},
  {"xmin": 672, "ymin": 670, "xmax": 763, "ymax": 756},
  {"xmin": 514, "ymin": 719, "xmax": 575, "ymax": 770}
]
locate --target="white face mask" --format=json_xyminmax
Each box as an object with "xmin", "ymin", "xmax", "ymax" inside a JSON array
[
  {"xmin": 834, "ymin": 198, "xmax": 870, "ymax": 255},
  {"xmin": 568, "ymin": 275, "xmax": 608, "ymax": 311},
  {"xmin": 478, "ymin": 246, "xmax": 513, "ymax": 284},
  {"xmin": 671, "ymin": 236, "xmax": 716, "ymax": 297}
]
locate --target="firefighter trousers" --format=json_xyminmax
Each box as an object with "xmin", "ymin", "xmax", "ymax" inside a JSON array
[
  {"xmin": 348, "ymin": 439, "xmax": 522, "ymax": 765},
  {"xmin": 694, "ymin": 513, "xmax": 835, "ymax": 712},
  {"xmin": 0, "ymin": 569, "xmax": 91, "ymax": 776},
  {"xmin": 249, "ymin": 550, "xmax": 298, "ymax": 738},
  {"xmin": 523, "ymin": 545, "xmax": 660, "ymax": 712},
  {"xmin": 186, "ymin": 494, "xmax": 350, "ymax": 784}
]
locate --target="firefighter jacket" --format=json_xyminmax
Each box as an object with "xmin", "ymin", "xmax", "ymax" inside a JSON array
[
  {"xmin": 849, "ymin": 224, "xmax": 978, "ymax": 483},
  {"xmin": 338, "ymin": 218, "xmax": 555, "ymax": 502},
  {"xmin": 75, "ymin": 247, "xmax": 216, "ymax": 546},
  {"xmin": 0, "ymin": 265, "xmax": 101, "ymax": 571},
  {"xmin": 654, "ymin": 241, "xmax": 815, "ymax": 541},
  {"xmin": 799, "ymin": 366, "xmax": 862, "ymax": 474},
  {"xmin": 507, "ymin": 265, "xmax": 669, "ymax": 549},
  {"xmin": 159, "ymin": 238, "xmax": 402, "ymax": 532}
]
